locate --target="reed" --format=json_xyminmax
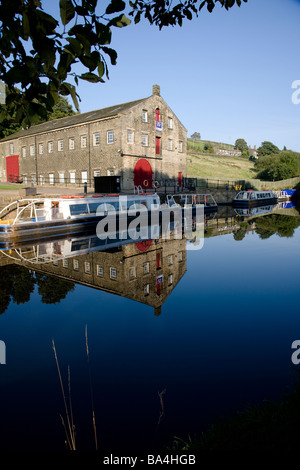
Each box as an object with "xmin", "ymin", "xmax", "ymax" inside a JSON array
[{"xmin": 52, "ymin": 327, "xmax": 99, "ymax": 450}]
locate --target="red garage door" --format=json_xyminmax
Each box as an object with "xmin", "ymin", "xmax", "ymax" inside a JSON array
[
  {"xmin": 6, "ymin": 155, "xmax": 19, "ymax": 182},
  {"xmin": 134, "ymin": 159, "xmax": 153, "ymax": 189}
]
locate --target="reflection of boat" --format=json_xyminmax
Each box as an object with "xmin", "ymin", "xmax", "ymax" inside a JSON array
[
  {"xmin": 233, "ymin": 190, "xmax": 277, "ymax": 207},
  {"xmin": 0, "ymin": 193, "xmax": 162, "ymax": 243},
  {"xmin": 273, "ymin": 189, "xmax": 297, "ymax": 201},
  {"xmin": 234, "ymin": 204, "xmax": 277, "ymax": 218},
  {"xmin": 166, "ymin": 193, "xmax": 218, "ymax": 213}
]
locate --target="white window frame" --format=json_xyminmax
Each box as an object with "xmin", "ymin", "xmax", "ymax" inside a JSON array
[
  {"xmin": 63, "ymin": 259, "xmax": 68, "ymax": 268},
  {"xmin": 59, "ymin": 172, "xmax": 65, "ymax": 184},
  {"xmin": 129, "ymin": 266, "xmax": 136, "ymax": 280},
  {"xmin": 110, "ymin": 267, "xmax": 117, "ymax": 280},
  {"xmin": 107, "ymin": 169, "xmax": 114, "ymax": 176},
  {"xmin": 97, "ymin": 264, "xmax": 103, "ymax": 277},
  {"xmin": 93, "ymin": 169, "xmax": 101, "ymax": 177},
  {"xmin": 58, "ymin": 140, "xmax": 64, "ymax": 152},
  {"xmin": 40, "ymin": 175, "xmax": 45, "ymax": 185},
  {"xmin": 49, "ymin": 173, "xmax": 55, "ymax": 185},
  {"xmin": 38, "ymin": 143, "xmax": 44, "ymax": 155},
  {"xmin": 178, "ymin": 251, "xmax": 183, "ymax": 262},
  {"xmin": 10, "ymin": 143, "xmax": 14, "ymax": 154},
  {"xmin": 30, "ymin": 144, "xmax": 35, "ymax": 156},
  {"xmin": 81, "ymin": 135, "xmax": 87, "ymax": 149},
  {"xmin": 93, "ymin": 132, "xmax": 100, "ymax": 146},
  {"xmin": 168, "ymin": 117, "xmax": 173, "ymax": 129},
  {"xmin": 179, "ymin": 141, "xmax": 183, "ymax": 153},
  {"xmin": 69, "ymin": 137, "xmax": 75, "ymax": 150},
  {"xmin": 73, "ymin": 259, "xmax": 79, "ymax": 271},
  {"xmin": 142, "ymin": 110, "xmax": 148, "ymax": 123},
  {"xmin": 142, "ymin": 134, "xmax": 148, "ymax": 147},
  {"xmin": 81, "ymin": 171, "xmax": 88, "ymax": 183},
  {"xmin": 168, "ymin": 139, "xmax": 173, "ymax": 151},
  {"xmin": 107, "ymin": 130, "xmax": 114, "ymax": 144},
  {"xmin": 69, "ymin": 172, "xmax": 76, "ymax": 184},
  {"xmin": 48, "ymin": 141, "xmax": 54, "ymax": 153},
  {"xmin": 84, "ymin": 261, "xmax": 91, "ymax": 274},
  {"xmin": 127, "ymin": 130, "xmax": 134, "ymax": 144},
  {"xmin": 168, "ymin": 274, "xmax": 173, "ymax": 285},
  {"xmin": 143, "ymin": 262, "xmax": 150, "ymax": 274},
  {"xmin": 21, "ymin": 146, "xmax": 26, "ymax": 158},
  {"xmin": 144, "ymin": 284, "xmax": 150, "ymax": 296}
]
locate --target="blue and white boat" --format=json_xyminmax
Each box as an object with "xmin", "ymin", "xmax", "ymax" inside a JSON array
[{"xmin": 233, "ymin": 190, "xmax": 278, "ymax": 207}]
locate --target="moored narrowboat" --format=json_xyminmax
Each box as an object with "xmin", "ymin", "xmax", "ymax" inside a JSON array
[{"xmin": 233, "ymin": 190, "xmax": 278, "ymax": 207}]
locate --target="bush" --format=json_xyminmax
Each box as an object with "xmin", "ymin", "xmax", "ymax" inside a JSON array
[{"xmin": 255, "ymin": 151, "xmax": 300, "ymax": 181}]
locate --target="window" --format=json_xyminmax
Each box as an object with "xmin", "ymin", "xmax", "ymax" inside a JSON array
[
  {"xmin": 84, "ymin": 261, "xmax": 91, "ymax": 274},
  {"xmin": 143, "ymin": 262, "xmax": 150, "ymax": 274},
  {"xmin": 110, "ymin": 267, "xmax": 117, "ymax": 280},
  {"xmin": 30, "ymin": 144, "xmax": 35, "ymax": 156},
  {"xmin": 48, "ymin": 141, "xmax": 54, "ymax": 153},
  {"xmin": 49, "ymin": 173, "xmax": 55, "ymax": 185},
  {"xmin": 144, "ymin": 284, "xmax": 150, "ymax": 296},
  {"xmin": 127, "ymin": 130, "xmax": 134, "ymax": 144},
  {"xmin": 38, "ymin": 143, "xmax": 44, "ymax": 155},
  {"xmin": 73, "ymin": 259, "xmax": 79, "ymax": 271},
  {"xmin": 142, "ymin": 110, "xmax": 148, "ymax": 122},
  {"xmin": 58, "ymin": 140, "xmax": 64, "ymax": 151},
  {"xmin": 93, "ymin": 132, "xmax": 100, "ymax": 146},
  {"xmin": 23, "ymin": 176, "xmax": 28, "ymax": 184},
  {"xmin": 63, "ymin": 259, "xmax": 68, "ymax": 268},
  {"xmin": 179, "ymin": 141, "xmax": 183, "ymax": 153},
  {"xmin": 59, "ymin": 172, "xmax": 65, "ymax": 184},
  {"xmin": 22, "ymin": 147, "xmax": 26, "ymax": 158},
  {"xmin": 81, "ymin": 171, "xmax": 88, "ymax": 183},
  {"xmin": 69, "ymin": 172, "xmax": 76, "ymax": 184},
  {"xmin": 129, "ymin": 267, "xmax": 136, "ymax": 280},
  {"xmin": 142, "ymin": 134, "xmax": 148, "ymax": 147},
  {"xmin": 93, "ymin": 169, "xmax": 101, "ymax": 177},
  {"xmin": 178, "ymin": 251, "xmax": 183, "ymax": 262},
  {"xmin": 168, "ymin": 117, "xmax": 173, "ymax": 129},
  {"xmin": 81, "ymin": 135, "xmax": 87, "ymax": 149},
  {"xmin": 107, "ymin": 130, "xmax": 114, "ymax": 144},
  {"xmin": 69, "ymin": 137, "xmax": 75, "ymax": 150},
  {"xmin": 107, "ymin": 169, "xmax": 114, "ymax": 176},
  {"xmin": 168, "ymin": 255, "xmax": 173, "ymax": 266},
  {"xmin": 168, "ymin": 139, "xmax": 173, "ymax": 151},
  {"xmin": 10, "ymin": 143, "xmax": 14, "ymax": 154},
  {"xmin": 168, "ymin": 274, "xmax": 173, "ymax": 285},
  {"xmin": 40, "ymin": 175, "xmax": 45, "ymax": 185},
  {"xmin": 97, "ymin": 264, "xmax": 103, "ymax": 277}
]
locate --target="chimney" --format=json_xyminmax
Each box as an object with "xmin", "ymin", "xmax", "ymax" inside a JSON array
[{"xmin": 152, "ymin": 84, "xmax": 160, "ymax": 96}]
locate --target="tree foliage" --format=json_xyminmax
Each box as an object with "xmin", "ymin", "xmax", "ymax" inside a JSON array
[
  {"xmin": 191, "ymin": 131, "xmax": 201, "ymax": 140},
  {"xmin": 257, "ymin": 141, "xmax": 280, "ymax": 157},
  {"xmin": 235, "ymin": 138, "xmax": 248, "ymax": 153},
  {"xmin": 255, "ymin": 150, "xmax": 300, "ymax": 181},
  {"xmin": 0, "ymin": 0, "xmax": 248, "ymax": 128}
]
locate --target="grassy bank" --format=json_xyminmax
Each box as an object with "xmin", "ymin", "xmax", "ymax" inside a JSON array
[{"xmin": 187, "ymin": 153, "xmax": 257, "ymax": 180}]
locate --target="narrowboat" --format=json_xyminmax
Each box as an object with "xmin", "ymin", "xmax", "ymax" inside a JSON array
[
  {"xmin": 233, "ymin": 190, "xmax": 278, "ymax": 207},
  {"xmin": 0, "ymin": 193, "xmax": 161, "ymax": 243},
  {"xmin": 273, "ymin": 189, "xmax": 297, "ymax": 201}
]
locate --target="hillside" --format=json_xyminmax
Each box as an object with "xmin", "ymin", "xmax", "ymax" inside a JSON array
[{"xmin": 187, "ymin": 139, "xmax": 257, "ymax": 180}]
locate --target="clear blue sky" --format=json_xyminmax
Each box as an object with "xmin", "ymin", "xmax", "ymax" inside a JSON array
[{"xmin": 46, "ymin": 0, "xmax": 300, "ymax": 151}]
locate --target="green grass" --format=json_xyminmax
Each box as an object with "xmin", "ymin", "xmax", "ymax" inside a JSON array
[
  {"xmin": 187, "ymin": 153, "xmax": 258, "ymax": 180},
  {"xmin": 0, "ymin": 185, "xmax": 22, "ymax": 190}
]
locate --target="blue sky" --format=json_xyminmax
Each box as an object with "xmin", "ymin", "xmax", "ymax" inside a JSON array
[{"xmin": 47, "ymin": 0, "xmax": 300, "ymax": 151}]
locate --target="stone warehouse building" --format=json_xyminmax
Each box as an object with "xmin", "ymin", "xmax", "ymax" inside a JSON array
[{"xmin": 0, "ymin": 85, "xmax": 187, "ymax": 191}]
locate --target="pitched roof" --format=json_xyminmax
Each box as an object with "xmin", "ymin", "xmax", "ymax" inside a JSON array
[{"xmin": 1, "ymin": 97, "xmax": 147, "ymax": 142}]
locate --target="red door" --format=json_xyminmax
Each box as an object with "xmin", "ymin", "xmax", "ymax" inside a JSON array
[
  {"xmin": 178, "ymin": 172, "xmax": 182, "ymax": 188},
  {"xmin": 155, "ymin": 137, "xmax": 161, "ymax": 155},
  {"xmin": 134, "ymin": 158, "xmax": 153, "ymax": 189},
  {"xmin": 6, "ymin": 155, "xmax": 19, "ymax": 182}
]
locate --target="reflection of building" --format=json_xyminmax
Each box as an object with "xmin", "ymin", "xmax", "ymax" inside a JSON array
[
  {"xmin": 0, "ymin": 85, "xmax": 187, "ymax": 190},
  {"xmin": 1, "ymin": 234, "xmax": 187, "ymax": 316}
]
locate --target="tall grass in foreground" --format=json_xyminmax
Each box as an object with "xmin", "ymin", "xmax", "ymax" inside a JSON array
[{"xmin": 52, "ymin": 325, "xmax": 98, "ymax": 450}]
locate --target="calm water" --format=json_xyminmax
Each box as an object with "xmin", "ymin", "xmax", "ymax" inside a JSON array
[{"xmin": 0, "ymin": 205, "xmax": 300, "ymax": 450}]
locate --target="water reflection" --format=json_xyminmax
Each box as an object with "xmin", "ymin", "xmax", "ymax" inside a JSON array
[{"xmin": 0, "ymin": 202, "xmax": 299, "ymax": 317}]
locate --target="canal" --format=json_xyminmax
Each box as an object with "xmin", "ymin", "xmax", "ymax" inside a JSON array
[{"xmin": 0, "ymin": 204, "xmax": 299, "ymax": 451}]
